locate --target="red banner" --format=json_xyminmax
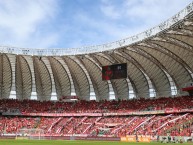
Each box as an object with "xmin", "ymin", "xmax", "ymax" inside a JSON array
[
  {"xmin": 19, "ymin": 108, "xmax": 193, "ymax": 117},
  {"xmin": 22, "ymin": 112, "xmax": 102, "ymax": 117}
]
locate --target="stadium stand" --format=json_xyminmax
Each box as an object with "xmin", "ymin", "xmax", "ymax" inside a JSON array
[
  {"xmin": 0, "ymin": 96, "xmax": 192, "ymax": 137},
  {"xmin": 0, "ymin": 1, "xmax": 193, "ymax": 143}
]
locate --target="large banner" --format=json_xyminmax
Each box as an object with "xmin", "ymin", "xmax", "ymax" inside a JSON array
[
  {"xmin": 103, "ymin": 110, "xmax": 165, "ymax": 116},
  {"xmin": 21, "ymin": 112, "xmax": 102, "ymax": 117},
  {"xmin": 121, "ymin": 135, "xmax": 150, "ymax": 142},
  {"xmin": 127, "ymin": 135, "xmax": 137, "ymax": 142},
  {"xmin": 3, "ymin": 108, "xmax": 193, "ymax": 117},
  {"xmin": 138, "ymin": 136, "xmax": 151, "ymax": 142},
  {"xmin": 164, "ymin": 108, "xmax": 193, "ymax": 114}
]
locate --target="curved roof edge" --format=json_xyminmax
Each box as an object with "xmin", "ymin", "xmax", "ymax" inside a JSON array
[{"xmin": 0, "ymin": 2, "xmax": 193, "ymax": 56}]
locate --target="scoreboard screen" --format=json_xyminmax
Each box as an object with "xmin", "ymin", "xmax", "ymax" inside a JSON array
[{"xmin": 102, "ymin": 63, "xmax": 127, "ymax": 80}]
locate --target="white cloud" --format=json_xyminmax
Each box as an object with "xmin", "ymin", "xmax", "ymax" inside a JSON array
[
  {"xmin": 0, "ymin": 0, "xmax": 59, "ymax": 48},
  {"xmin": 98, "ymin": 0, "xmax": 192, "ymax": 40},
  {"xmin": 123, "ymin": 0, "xmax": 192, "ymax": 27},
  {"xmin": 100, "ymin": 0, "xmax": 121, "ymax": 19},
  {"xmin": 0, "ymin": 0, "xmax": 192, "ymax": 48}
]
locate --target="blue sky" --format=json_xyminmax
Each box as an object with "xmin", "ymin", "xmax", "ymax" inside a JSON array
[{"xmin": 0, "ymin": 0, "xmax": 192, "ymax": 49}]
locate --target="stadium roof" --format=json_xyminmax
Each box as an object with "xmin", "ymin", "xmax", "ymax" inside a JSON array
[{"xmin": 0, "ymin": 2, "xmax": 193, "ymax": 101}]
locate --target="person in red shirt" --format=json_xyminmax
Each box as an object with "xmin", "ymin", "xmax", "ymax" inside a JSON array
[{"xmin": 102, "ymin": 66, "xmax": 113, "ymax": 80}]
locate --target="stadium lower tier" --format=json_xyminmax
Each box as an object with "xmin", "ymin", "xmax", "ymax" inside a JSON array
[{"xmin": 0, "ymin": 113, "xmax": 193, "ymax": 137}]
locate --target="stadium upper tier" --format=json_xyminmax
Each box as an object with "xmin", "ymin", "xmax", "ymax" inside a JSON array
[{"xmin": 0, "ymin": 2, "xmax": 193, "ymax": 100}]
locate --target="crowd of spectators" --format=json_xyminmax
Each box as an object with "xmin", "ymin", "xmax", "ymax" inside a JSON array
[
  {"xmin": 0, "ymin": 114, "xmax": 192, "ymax": 137},
  {"xmin": 0, "ymin": 95, "xmax": 192, "ymax": 114},
  {"xmin": 0, "ymin": 95, "xmax": 192, "ymax": 137}
]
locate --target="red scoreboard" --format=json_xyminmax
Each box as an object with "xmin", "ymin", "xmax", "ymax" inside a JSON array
[{"xmin": 102, "ymin": 63, "xmax": 127, "ymax": 80}]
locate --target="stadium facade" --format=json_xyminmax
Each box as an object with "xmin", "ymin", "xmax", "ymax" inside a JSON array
[{"xmin": 0, "ymin": 2, "xmax": 193, "ymax": 101}]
